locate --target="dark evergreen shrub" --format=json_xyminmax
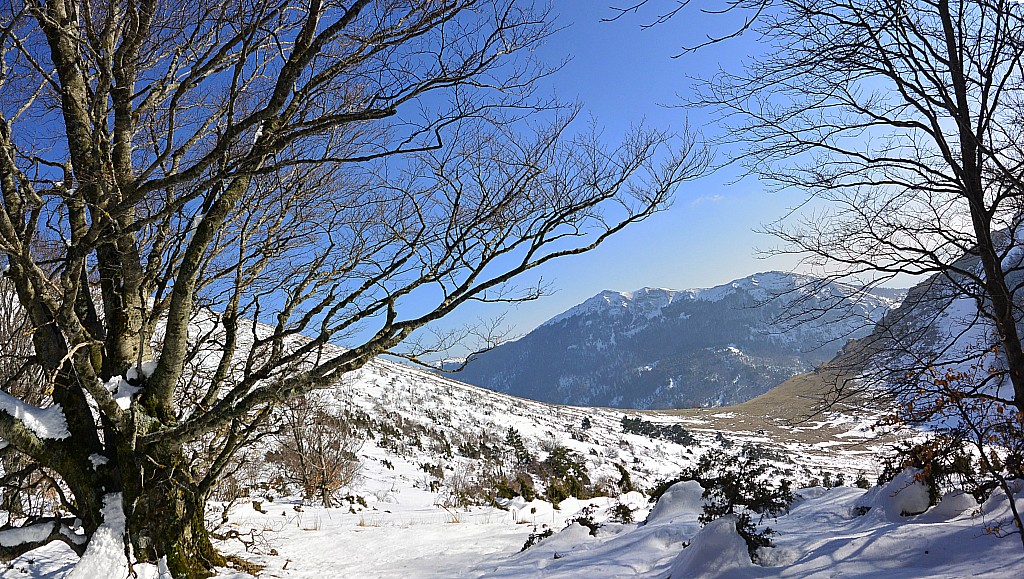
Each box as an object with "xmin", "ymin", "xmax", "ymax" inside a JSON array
[
  {"xmin": 649, "ymin": 443, "xmax": 793, "ymax": 562},
  {"xmin": 614, "ymin": 463, "xmax": 636, "ymax": 494},
  {"xmin": 567, "ymin": 505, "xmax": 600, "ymax": 536},
  {"xmin": 621, "ymin": 416, "xmax": 696, "ymax": 446},
  {"xmin": 505, "ymin": 427, "xmax": 535, "ymax": 468},
  {"xmin": 521, "ymin": 526, "xmax": 554, "ymax": 551},
  {"xmin": 609, "ymin": 501, "xmax": 635, "ymax": 524},
  {"xmin": 540, "ymin": 446, "xmax": 592, "ymax": 506}
]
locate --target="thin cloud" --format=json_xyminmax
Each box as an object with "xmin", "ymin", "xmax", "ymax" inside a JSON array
[{"xmin": 689, "ymin": 194, "xmax": 724, "ymax": 208}]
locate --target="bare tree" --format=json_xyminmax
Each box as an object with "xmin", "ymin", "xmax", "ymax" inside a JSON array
[
  {"xmin": 621, "ymin": 0, "xmax": 1024, "ymax": 546},
  {"xmin": 267, "ymin": 394, "xmax": 363, "ymax": 507},
  {"xmin": 715, "ymin": 0, "xmax": 1023, "ymax": 405},
  {"xmin": 0, "ymin": 1, "xmax": 706, "ymax": 575}
]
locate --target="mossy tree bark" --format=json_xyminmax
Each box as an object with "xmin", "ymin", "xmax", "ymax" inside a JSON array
[{"xmin": 124, "ymin": 450, "xmax": 225, "ymax": 578}]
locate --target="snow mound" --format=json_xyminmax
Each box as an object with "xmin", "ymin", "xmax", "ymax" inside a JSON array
[
  {"xmin": 794, "ymin": 486, "xmax": 828, "ymax": 501},
  {"xmin": 921, "ymin": 490, "xmax": 977, "ymax": 522},
  {"xmin": 857, "ymin": 468, "xmax": 931, "ymax": 519},
  {"xmin": 537, "ymin": 522, "xmax": 598, "ymax": 553},
  {"xmin": 668, "ymin": 515, "xmax": 756, "ymax": 579},
  {"xmin": 980, "ymin": 479, "xmax": 1024, "ymax": 517},
  {"xmin": 647, "ymin": 480, "xmax": 705, "ymax": 524}
]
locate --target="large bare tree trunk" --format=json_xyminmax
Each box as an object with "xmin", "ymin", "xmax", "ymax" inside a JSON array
[{"xmin": 125, "ymin": 451, "xmax": 224, "ymax": 577}]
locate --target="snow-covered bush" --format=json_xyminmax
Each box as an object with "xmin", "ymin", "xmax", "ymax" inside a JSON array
[
  {"xmin": 539, "ymin": 446, "xmax": 593, "ymax": 506},
  {"xmin": 878, "ymin": 436, "xmax": 976, "ymax": 507},
  {"xmin": 609, "ymin": 501, "xmax": 635, "ymax": 524},
  {"xmin": 668, "ymin": 515, "xmax": 754, "ymax": 578},
  {"xmin": 650, "ymin": 444, "xmax": 793, "ymax": 562},
  {"xmin": 857, "ymin": 468, "xmax": 932, "ymax": 518},
  {"xmin": 880, "ymin": 347, "xmax": 1024, "ymax": 539},
  {"xmin": 566, "ymin": 504, "xmax": 601, "ymax": 536},
  {"xmin": 520, "ymin": 526, "xmax": 554, "ymax": 551}
]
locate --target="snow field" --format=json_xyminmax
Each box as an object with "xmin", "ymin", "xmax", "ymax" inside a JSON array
[{"xmin": 2, "ymin": 347, "xmax": 1021, "ymax": 578}]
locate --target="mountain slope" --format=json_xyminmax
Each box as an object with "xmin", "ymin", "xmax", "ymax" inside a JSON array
[
  {"xmin": 13, "ymin": 349, "xmax": 1004, "ymax": 579},
  {"xmin": 449, "ymin": 272, "xmax": 895, "ymax": 409}
]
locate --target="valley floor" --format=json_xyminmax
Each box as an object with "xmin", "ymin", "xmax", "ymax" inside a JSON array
[{"xmin": 213, "ymin": 479, "xmax": 1024, "ymax": 579}]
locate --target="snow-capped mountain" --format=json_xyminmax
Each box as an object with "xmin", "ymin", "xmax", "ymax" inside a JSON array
[{"xmin": 449, "ymin": 272, "xmax": 897, "ymax": 409}]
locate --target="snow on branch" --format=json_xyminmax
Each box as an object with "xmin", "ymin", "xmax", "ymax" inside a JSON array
[
  {"xmin": 0, "ymin": 517, "xmax": 85, "ymax": 561},
  {"xmin": 0, "ymin": 391, "xmax": 70, "ymax": 440}
]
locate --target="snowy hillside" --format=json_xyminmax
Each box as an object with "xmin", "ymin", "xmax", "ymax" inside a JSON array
[
  {"xmin": 279, "ymin": 355, "xmax": 890, "ymax": 505},
  {"xmin": 203, "ymin": 356, "xmax": 1024, "ymax": 579},
  {"xmin": 4, "ymin": 347, "xmax": 1024, "ymax": 578},
  {"xmin": 842, "ymin": 242, "xmax": 1024, "ymax": 413},
  {"xmin": 450, "ymin": 272, "xmax": 896, "ymax": 409}
]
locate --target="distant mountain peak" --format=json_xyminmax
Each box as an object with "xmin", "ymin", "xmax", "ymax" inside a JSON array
[
  {"xmin": 543, "ymin": 271, "xmax": 822, "ymax": 328},
  {"xmin": 457, "ymin": 271, "xmax": 894, "ymax": 410},
  {"xmin": 542, "ymin": 287, "xmax": 682, "ymax": 327},
  {"xmin": 692, "ymin": 271, "xmax": 818, "ymax": 302}
]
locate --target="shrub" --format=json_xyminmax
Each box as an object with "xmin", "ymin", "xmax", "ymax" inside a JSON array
[
  {"xmin": 650, "ymin": 444, "xmax": 793, "ymax": 562},
  {"xmin": 879, "ymin": 436, "xmax": 977, "ymax": 506},
  {"xmin": 614, "ymin": 463, "xmax": 636, "ymax": 494},
  {"xmin": 540, "ymin": 446, "xmax": 592, "ymax": 506},
  {"xmin": 621, "ymin": 416, "xmax": 696, "ymax": 446},
  {"xmin": 567, "ymin": 505, "xmax": 600, "ymax": 536},
  {"xmin": 715, "ymin": 432, "xmax": 735, "ymax": 448},
  {"xmin": 495, "ymin": 472, "xmax": 537, "ymax": 502},
  {"xmin": 521, "ymin": 526, "xmax": 554, "ymax": 551},
  {"xmin": 881, "ymin": 350, "xmax": 1024, "ymax": 535},
  {"xmin": 504, "ymin": 427, "xmax": 535, "ymax": 470},
  {"xmin": 435, "ymin": 462, "xmax": 491, "ymax": 509},
  {"xmin": 609, "ymin": 501, "xmax": 635, "ymax": 524},
  {"xmin": 420, "ymin": 462, "xmax": 445, "ymax": 480},
  {"xmin": 266, "ymin": 395, "xmax": 363, "ymax": 507}
]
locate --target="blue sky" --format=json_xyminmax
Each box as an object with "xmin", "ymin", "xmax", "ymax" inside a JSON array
[{"xmin": 433, "ymin": 4, "xmax": 809, "ymax": 340}]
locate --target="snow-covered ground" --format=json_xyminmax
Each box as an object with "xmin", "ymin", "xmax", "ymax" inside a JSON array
[
  {"xmin": 3, "ymin": 356, "xmax": 1022, "ymax": 578},
  {"xmin": 206, "ymin": 453, "xmax": 1024, "ymax": 578},
  {"xmin": 11, "ymin": 470, "xmax": 1023, "ymax": 578}
]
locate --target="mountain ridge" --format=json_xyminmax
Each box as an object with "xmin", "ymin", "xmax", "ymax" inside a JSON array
[{"xmin": 450, "ymin": 271, "xmax": 897, "ymax": 409}]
